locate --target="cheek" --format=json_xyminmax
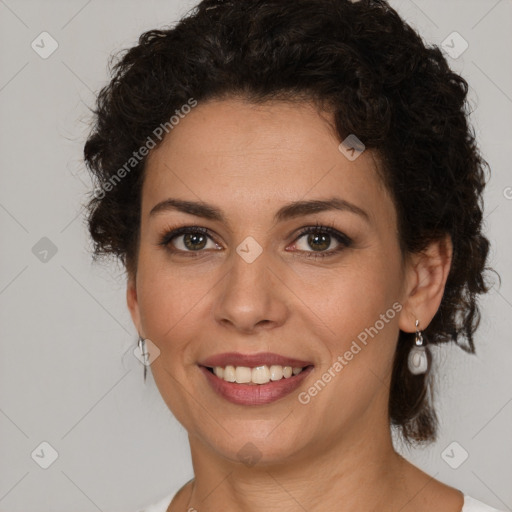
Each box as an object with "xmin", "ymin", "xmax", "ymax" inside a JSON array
[
  {"xmin": 301, "ymin": 273, "xmax": 401, "ymax": 421},
  {"xmin": 135, "ymin": 255, "xmax": 210, "ymax": 347},
  {"xmin": 300, "ymin": 253, "xmax": 401, "ymax": 332},
  {"xmin": 303, "ymin": 252, "xmax": 403, "ymax": 378}
]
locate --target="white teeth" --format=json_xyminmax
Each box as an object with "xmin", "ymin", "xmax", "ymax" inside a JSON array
[
  {"xmin": 269, "ymin": 365, "xmax": 283, "ymax": 381},
  {"xmin": 223, "ymin": 365, "xmax": 236, "ymax": 382},
  {"xmin": 252, "ymin": 365, "xmax": 270, "ymax": 384},
  {"xmin": 211, "ymin": 364, "xmax": 306, "ymax": 384},
  {"xmin": 235, "ymin": 366, "xmax": 252, "ymax": 383}
]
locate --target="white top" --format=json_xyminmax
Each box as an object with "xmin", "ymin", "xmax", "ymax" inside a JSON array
[{"xmin": 138, "ymin": 489, "xmax": 506, "ymax": 512}]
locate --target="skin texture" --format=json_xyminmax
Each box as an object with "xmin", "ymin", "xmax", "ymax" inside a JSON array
[{"xmin": 127, "ymin": 98, "xmax": 461, "ymax": 512}]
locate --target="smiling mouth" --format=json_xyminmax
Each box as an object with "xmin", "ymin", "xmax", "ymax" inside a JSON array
[{"xmin": 203, "ymin": 364, "xmax": 314, "ymax": 385}]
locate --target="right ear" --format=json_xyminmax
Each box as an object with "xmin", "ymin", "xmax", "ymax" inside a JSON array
[{"xmin": 126, "ymin": 274, "xmax": 142, "ymax": 336}]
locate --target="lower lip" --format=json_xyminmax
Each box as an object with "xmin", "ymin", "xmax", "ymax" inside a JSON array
[{"xmin": 199, "ymin": 365, "xmax": 313, "ymax": 405}]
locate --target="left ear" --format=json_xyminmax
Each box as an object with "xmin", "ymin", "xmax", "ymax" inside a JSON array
[
  {"xmin": 398, "ymin": 234, "xmax": 453, "ymax": 333},
  {"xmin": 127, "ymin": 272, "xmax": 143, "ymax": 337}
]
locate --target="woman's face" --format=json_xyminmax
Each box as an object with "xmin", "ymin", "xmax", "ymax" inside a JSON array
[{"xmin": 128, "ymin": 98, "xmax": 414, "ymax": 465}]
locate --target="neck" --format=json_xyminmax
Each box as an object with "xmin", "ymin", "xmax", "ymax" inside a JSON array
[{"xmin": 185, "ymin": 410, "xmax": 410, "ymax": 512}]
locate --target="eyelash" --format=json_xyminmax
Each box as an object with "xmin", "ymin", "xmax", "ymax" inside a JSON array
[{"xmin": 157, "ymin": 221, "xmax": 352, "ymax": 259}]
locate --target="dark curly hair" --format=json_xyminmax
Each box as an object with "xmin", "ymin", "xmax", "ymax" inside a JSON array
[{"xmin": 83, "ymin": 0, "xmax": 493, "ymax": 445}]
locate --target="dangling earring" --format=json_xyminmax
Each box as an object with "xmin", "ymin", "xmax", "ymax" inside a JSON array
[
  {"xmin": 407, "ymin": 320, "xmax": 428, "ymax": 375},
  {"xmin": 138, "ymin": 336, "xmax": 148, "ymax": 383}
]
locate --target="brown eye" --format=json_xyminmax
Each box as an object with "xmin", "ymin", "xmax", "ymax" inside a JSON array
[
  {"xmin": 304, "ymin": 232, "xmax": 332, "ymax": 251},
  {"xmin": 159, "ymin": 226, "xmax": 221, "ymax": 253},
  {"xmin": 181, "ymin": 232, "xmax": 208, "ymax": 251},
  {"xmin": 291, "ymin": 225, "xmax": 352, "ymax": 258}
]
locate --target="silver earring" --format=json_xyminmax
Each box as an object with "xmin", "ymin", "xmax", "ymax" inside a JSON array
[
  {"xmin": 407, "ymin": 320, "xmax": 428, "ymax": 375},
  {"xmin": 138, "ymin": 336, "xmax": 148, "ymax": 383}
]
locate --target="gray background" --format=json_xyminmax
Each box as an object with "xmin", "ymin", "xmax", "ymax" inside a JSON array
[{"xmin": 0, "ymin": 0, "xmax": 511, "ymax": 511}]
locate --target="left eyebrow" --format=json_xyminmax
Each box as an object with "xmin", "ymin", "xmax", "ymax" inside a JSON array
[
  {"xmin": 148, "ymin": 197, "xmax": 370, "ymax": 224},
  {"xmin": 274, "ymin": 198, "xmax": 370, "ymax": 223}
]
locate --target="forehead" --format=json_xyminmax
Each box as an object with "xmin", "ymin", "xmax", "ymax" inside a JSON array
[{"xmin": 142, "ymin": 98, "xmax": 393, "ymax": 228}]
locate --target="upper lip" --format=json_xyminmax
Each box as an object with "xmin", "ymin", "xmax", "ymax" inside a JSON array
[{"xmin": 199, "ymin": 352, "xmax": 314, "ymax": 368}]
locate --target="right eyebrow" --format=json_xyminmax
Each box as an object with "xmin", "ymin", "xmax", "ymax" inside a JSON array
[{"xmin": 149, "ymin": 198, "xmax": 225, "ymax": 222}]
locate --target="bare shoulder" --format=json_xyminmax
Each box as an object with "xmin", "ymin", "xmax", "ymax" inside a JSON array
[
  {"xmin": 167, "ymin": 479, "xmax": 194, "ymax": 512},
  {"xmin": 397, "ymin": 458, "xmax": 465, "ymax": 512}
]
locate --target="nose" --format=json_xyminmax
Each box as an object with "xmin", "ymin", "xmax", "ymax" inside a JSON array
[{"xmin": 213, "ymin": 246, "xmax": 289, "ymax": 334}]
